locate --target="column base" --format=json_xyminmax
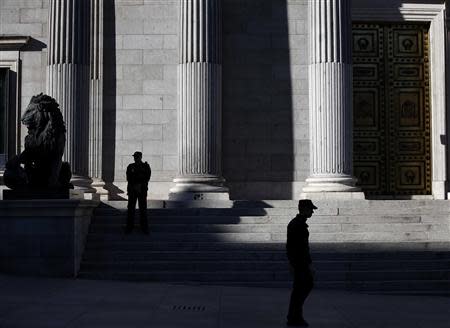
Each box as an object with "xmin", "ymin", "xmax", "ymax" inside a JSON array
[
  {"xmin": 300, "ymin": 191, "xmax": 365, "ymax": 200},
  {"xmin": 84, "ymin": 178, "xmax": 109, "ymax": 201},
  {"xmin": 70, "ymin": 175, "xmax": 95, "ymax": 199},
  {"xmin": 169, "ymin": 176, "xmax": 230, "ymax": 201},
  {"xmin": 301, "ymin": 175, "xmax": 365, "ymax": 200}
]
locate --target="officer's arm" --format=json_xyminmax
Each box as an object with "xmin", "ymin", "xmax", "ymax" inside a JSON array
[
  {"xmin": 126, "ymin": 165, "xmax": 131, "ymax": 182},
  {"xmin": 146, "ymin": 163, "xmax": 151, "ymax": 181}
]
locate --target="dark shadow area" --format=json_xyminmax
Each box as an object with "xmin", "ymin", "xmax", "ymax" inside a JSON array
[
  {"xmin": 21, "ymin": 37, "xmax": 46, "ymax": 51},
  {"xmin": 102, "ymin": 0, "xmax": 124, "ymax": 199},
  {"xmin": 446, "ymin": 2, "xmax": 450, "ymax": 198},
  {"xmin": 76, "ymin": 197, "xmax": 450, "ymax": 296},
  {"xmin": 222, "ymin": 0, "xmax": 295, "ymax": 200},
  {"xmin": 0, "ymin": 36, "xmax": 44, "ymax": 52},
  {"xmin": 5, "ymin": 69, "xmax": 17, "ymax": 164},
  {"xmin": 78, "ymin": 202, "xmax": 450, "ymax": 295},
  {"xmin": 231, "ymin": 200, "xmax": 274, "ymax": 208},
  {"xmin": 364, "ymin": 195, "xmax": 433, "ymax": 200},
  {"xmin": 105, "ymin": 183, "xmax": 125, "ymax": 200}
]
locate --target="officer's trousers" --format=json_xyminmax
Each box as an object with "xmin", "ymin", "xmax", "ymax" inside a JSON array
[
  {"xmin": 287, "ymin": 268, "xmax": 314, "ymax": 321},
  {"xmin": 127, "ymin": 192, "xmax": 148, "ymax": 230}
]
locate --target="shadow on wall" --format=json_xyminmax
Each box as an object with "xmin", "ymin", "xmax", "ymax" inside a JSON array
[
  {"xmin": 222, "ymin": 0, "xmax": 298, "ymax": 200},
  {"xmin": 21, "ymin": 37, "xmax": 46, "ymax": 52},
  {"xmin": 102, "ymin": 0, "xmax": 124, "ymax": 199}
]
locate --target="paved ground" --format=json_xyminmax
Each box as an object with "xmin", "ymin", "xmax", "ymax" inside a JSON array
[{"xmin": 0, "ymin": 274, "xmax": 449, "ymax": 328}]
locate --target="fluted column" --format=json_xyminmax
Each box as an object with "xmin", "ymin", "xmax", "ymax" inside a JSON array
[
  {"xmin": 46, "ymin": 0, "xmax": 90, "ymax": 178},
  {"xmin": 302, "ymin": 0, "xmax": 362, "ymax": 197},
  {"xmin": 169, "ymin": 0, "xmax": 229, "ymax": 200},
  {"xmin": 87, "ymin": 0, "xmax": 108, "ymax": 200}
]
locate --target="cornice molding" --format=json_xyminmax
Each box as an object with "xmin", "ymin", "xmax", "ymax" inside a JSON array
[
  {"xmin": 0, "ymin": 36, "xmax": 30, "ymax": 50},
  {"xmin": 352, "ymin": 4, "xmax": 445, "ymax": 21}
]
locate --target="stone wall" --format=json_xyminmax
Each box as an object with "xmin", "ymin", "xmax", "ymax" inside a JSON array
[
  {"xmin": 111, "ymin": 0, "xmax": 309, "ymax": 199},
  {"xmin": 222, "ymin": 0, "xmax": 308, "ymax": 199},
  {"xmin": 0, "ymin": 0, "xmax": 309, "ymax": 200},
  {"xmin": 0, "ymin": 0, "xmax": 48, "ymax": 149},
  {"xmin": 111, "ymin": 0, "xmax": 179, "ymax": 199}
]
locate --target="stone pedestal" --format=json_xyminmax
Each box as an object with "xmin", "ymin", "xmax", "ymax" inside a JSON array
[
  {"xmin": 2, "ymin": 189, "xmax": 72, "ymax": 200},
  {"xmin": 302, "ymin": 0, "xmax": 364, "ymax": 200},
  {"xmin": 169, "ymin": 0, "xmax": 229, "ymax": 201},
  {"xmin": 0, "ymin": 200, "xmax": 98, "ymax": 277}
]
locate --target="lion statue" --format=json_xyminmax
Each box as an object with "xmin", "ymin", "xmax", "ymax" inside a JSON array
[{"xmin": 4, "ymin": 93, "xmax": 72, "ymax": 190}]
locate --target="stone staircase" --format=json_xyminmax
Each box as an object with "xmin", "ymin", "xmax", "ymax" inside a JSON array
[{"xmin": 78, "ymin": 200, "xmax": 450, "ymax": 293}]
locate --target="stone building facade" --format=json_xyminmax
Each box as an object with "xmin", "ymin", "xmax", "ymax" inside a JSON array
[{"xmin": 0, "ymin": 0, "xmax": 449, "ymax": 201}]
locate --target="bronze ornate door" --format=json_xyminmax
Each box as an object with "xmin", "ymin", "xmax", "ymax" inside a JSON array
[{"xmin": 353, "ymin": 23, "xmax": 431, "ymax": 195}]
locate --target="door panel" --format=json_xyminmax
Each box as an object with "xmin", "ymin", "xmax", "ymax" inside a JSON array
[{"xmin": 353, "ymin": 23, "xmax": 431, "ymax": 195}]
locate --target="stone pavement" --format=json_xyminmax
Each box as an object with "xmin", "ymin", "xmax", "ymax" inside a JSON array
[{"xmin": 0, "ymin": 274, "xmax": 449, "ymax": 328}]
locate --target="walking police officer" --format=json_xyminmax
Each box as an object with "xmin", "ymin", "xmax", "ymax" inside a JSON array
[{"xmin": 286, "ymin": 199, "xmax": 317, "ymax": 326}]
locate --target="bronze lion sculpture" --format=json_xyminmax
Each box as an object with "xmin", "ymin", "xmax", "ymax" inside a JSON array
[{"xmin": 4, "ymin": 93, "xmax": 72, "ymax": 190}]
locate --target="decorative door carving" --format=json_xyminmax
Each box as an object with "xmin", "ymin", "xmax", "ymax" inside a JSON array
[{"xmin": 353, "ymin": 23, "xmax": 431, "ymax": 195}]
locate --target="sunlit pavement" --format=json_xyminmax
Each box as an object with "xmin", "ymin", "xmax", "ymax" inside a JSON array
[{"xmin": 0, "ymin": 274, "xmax": 448, "ymax": 328}]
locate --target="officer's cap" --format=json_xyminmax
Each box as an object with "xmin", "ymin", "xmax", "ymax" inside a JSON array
[
  {"xmin": 298, "ymin": 199, "xmax": 318, "ymax": 210},
  {"xmin": 132, "ymin": 151, "xmax": 142, "ymax": 157}
]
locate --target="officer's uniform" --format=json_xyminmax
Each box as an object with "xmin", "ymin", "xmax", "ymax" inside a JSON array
[
  {"xmin": 286, "ymin": 200, "xmax": 316, "ymax": 326},
  {"xmin": 126, "ymin": 155, "xmax": 151, "ymax": 232}
]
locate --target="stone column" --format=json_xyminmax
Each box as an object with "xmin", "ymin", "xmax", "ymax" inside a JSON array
[
  {"xmin": 47, "ymin": 0, "xmax": 90, "ymax": 181},
  {"xmin": 301, "ymin": 0, "xmax": 363, "ymax": 198},
  {"xmin": 87, "ymin": 0, "xmax": 108, "ymax": 200},
  {"xmin": 169, "ymin": 0, "xmax": 229, "ymax": 200}
]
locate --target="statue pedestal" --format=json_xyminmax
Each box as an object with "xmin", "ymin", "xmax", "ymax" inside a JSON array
[
  {"xmin": 2, "ymin": 189, "xmax": 81, "ymax": 200},
  {"xmin": 0, "ymin": 199, "xmax": 99, "ymax": 277}
]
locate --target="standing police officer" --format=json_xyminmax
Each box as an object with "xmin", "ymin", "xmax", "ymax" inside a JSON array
[
  {"xmin": 126, "ymin": 151, "xmax": 151, "ymax": 234},
  {"xmin": 286, "ymin": 199, "xmax": 317, "ymax": 327}
]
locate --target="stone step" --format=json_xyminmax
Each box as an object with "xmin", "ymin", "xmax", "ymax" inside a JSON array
[
  {"xmin": 77, "ymin": 271, "xmax": 284, "ymax": 282},
  {"xmin": 80, "ymin": 261, "xmax": 288, "ymax": 272},
  {"xmin": 99, "ymin": 200, "xmax": 450, "ymax": 209},
  {"xmin": 97, "ymin": 200, "xmax": 450, "ymax": 212},
  {"xmin": 83, "ymin": 250, "xmax": 288, "ymax": 261},
  {"xmin": 86, "ymin": 231, "xmax": 448, "ymax": 243},
  {"xmin": 81, "ymin": 200, "xmax": 450, "ymax": 292},
  {"xmin": 101, "ymin": 200, "xmax": 294, "ymax": 209},
  {"xmin": 84, "ymin": 241, "xmax": 450, "ymax": 252},
  {"xmin": 94, "ymin": 208, "xmax": 270, "ymax": 217},
  {"xmin": 85, "ymin": 241, "xmax": 287, "ymax": 251},
  {"xmin": 77, "ymin": 269, "xmax": 450, "ymax": 283},
  {"xmin": 88, "ymin": 222, "xmax": 447, "ymax": 234},
  {"xmin": 80, "ymin": 258, "xmax": 450, "ymax": 271},
  {"xmin": 203, "ymin": 281, "xmax": 450, "ymax": 292},
  {"xmin": 90, "ymin": 223, "xmax": 292, "ymax": 234},
  {"xmin": 87, "ymin": 232, "xmax": 275, "ymax": 242},
  {"xmin": 93, "ymin": 208, "xmax": 450, "ymax": 219},
  {"xmin": 83, "ymin": 250, "xmax": 450, "ymax": 262},
  {"xmin": 91, "ymin": 215, "xmax": 438, "ymax": 224},
  {"xmin": 75, "ymin": 274, "xmax": 450, "ymax": 292}
]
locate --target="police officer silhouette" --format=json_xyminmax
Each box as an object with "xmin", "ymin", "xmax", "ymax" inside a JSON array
[
  {"xmin": 286, "ymin": 199, "xmax": 317, "ymax": 326},
  {"xmin": 126, "ymin": 151, "xmax": 151, "ymax": 234}
]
